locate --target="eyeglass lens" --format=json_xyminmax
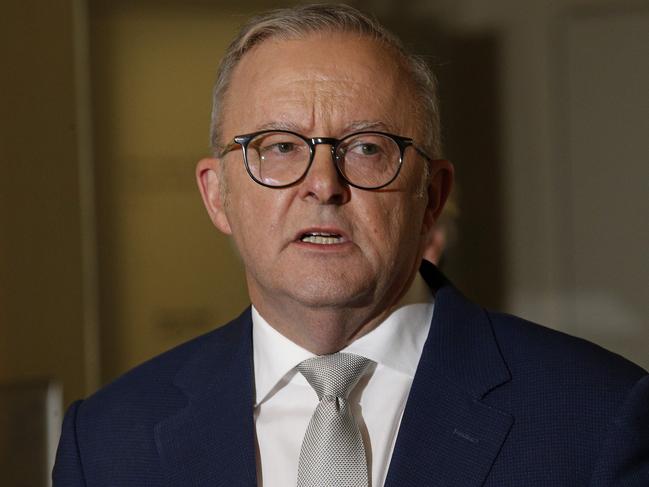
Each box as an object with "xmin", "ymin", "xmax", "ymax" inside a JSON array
[{"xmin": 244, "ymin": 132, "xmax": 401, "ymax": 188}]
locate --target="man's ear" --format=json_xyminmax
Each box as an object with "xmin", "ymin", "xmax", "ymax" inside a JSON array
[
  {"xmin": 196, "ymin": 157, "xmax": 232, "ymax": 235},
  {"xmin": 423, "ymin": 159, "xmax": 454, "ymax": 233}
]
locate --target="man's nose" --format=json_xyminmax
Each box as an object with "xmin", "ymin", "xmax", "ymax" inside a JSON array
[{"xmin": 298, "ymin": 145, "xmax": 350, "ymax": 204}]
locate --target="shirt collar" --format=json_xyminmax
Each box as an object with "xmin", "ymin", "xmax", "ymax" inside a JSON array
[
  {"xmin": 252, "ymin": 272, "xmax": 434, "ymax": 407},
  {"xmin": 252, "ymin": 306, "xmax": 315, "ymax": 407}
]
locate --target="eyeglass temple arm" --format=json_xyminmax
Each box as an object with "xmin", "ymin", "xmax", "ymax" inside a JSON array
[
  {"xmin": 412, "ymin": 144, "xmax": 433, "ymax": 162},
  {"xmin": 217, "ymin": 142, "xmax": 241, "ymax": 158}
]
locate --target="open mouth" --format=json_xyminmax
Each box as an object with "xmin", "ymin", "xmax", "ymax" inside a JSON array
[{"xmin": 299, "ymin": 232, "xmax": 344, "ymax": 245}]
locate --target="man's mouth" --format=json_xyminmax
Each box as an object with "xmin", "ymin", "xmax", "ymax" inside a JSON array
[{"xmin": 299, "ymin": 232, "xmax": 344, "ymax": 245}]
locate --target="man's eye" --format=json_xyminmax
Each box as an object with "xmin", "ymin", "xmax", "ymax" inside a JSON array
[
  {"xmin": 348, "ymin": 142, "xmax": 381, "ymax": 156},
  {"xmin": 276, "ymin": 143, "xmax": 295, "ymax": 153},
  {"xmin": 360, "ymin": 143, "xmax": 379, "ymax": 155},
  {"xmin": 264, "ymin": 142, "xmax": 295, "ymax": 153}
]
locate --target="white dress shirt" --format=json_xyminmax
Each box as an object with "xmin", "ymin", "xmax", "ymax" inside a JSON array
[{"xmin": 252, "ymin": 273, "xmax": 434, "ymax": 487}]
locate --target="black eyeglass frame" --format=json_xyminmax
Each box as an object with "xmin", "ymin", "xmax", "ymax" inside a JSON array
[{"xmin": 219, "ymin": 129, "xmax": 433, "ymax": 190}]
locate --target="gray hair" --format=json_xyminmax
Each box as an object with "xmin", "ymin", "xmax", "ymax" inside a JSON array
[{"xmin": 210, "ymin": 3, "xmax": 442, "ymax": 160}]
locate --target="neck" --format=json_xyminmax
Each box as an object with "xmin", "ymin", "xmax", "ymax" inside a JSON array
[{"xmin": 249, "ymin": 272, "xmax": 428, "ymax": 355}]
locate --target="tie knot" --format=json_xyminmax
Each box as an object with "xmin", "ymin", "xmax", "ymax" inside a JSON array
[{"xmin": 297, "ymin": 352, "xmax": 371, "ymax": 399}]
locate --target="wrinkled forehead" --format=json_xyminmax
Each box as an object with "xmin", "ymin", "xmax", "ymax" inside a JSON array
[{"xmin": 221, "ymin": 32, "xmax": 421, "ymax": 138}]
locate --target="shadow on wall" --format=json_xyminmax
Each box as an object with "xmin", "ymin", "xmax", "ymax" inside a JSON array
[{"xmin": 383, "ymin": 14, "xmax": 505, "ymax": 309}]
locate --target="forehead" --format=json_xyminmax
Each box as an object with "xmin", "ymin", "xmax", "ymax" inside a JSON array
[{"xmin": 221, "ymin": 32, "xmax": 417, "ymax": 138}]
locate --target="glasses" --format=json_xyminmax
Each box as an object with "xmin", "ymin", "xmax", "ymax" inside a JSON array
[{"xmin": 219, "ymin": 129, "xmax": 432, "ymax": 190}]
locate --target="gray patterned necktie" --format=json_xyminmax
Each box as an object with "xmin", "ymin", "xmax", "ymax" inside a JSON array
[{"xmin": 296, "ymin": 352, "xmax": 372, "ymax": 487}]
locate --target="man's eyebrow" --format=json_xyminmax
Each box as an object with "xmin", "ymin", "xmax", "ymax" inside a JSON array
[
  {"xmin": 344, "ymin": 120, "xmax": 394, "ymax": 133},
  {"xmin": 251, "ymin": 120, "xmax": 396, "ymax": 135},
  {"xmin": 254, "ymin": 121, "xmax": 303, "ymax": 132}
]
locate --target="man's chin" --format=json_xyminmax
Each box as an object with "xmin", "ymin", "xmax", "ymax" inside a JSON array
[
  {"xmin": 246, "ymin": 264, "xmax": 383, "ymax": 311},
  {"xmin": 274, "ymin": 283, "xmax": 377, "ymax": 312}
]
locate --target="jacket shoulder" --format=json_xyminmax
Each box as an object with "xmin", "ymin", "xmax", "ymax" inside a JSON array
[
  {"xmin": 54, "ymin": 310, "xmax": 252, "ymax": 485},
  {"xmin": 77, "ymin": 309, "xmax": 251, "ymax": 424},
  {"xmin": 488, "ymin": 310, "xmax": 647, "ymax": 374},
  {"xmin": 487, "ymin": 310, "xmax": 647, "ymax": 393}
]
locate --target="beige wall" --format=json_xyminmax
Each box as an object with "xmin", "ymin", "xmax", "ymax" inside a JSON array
[
  {"xmin": 0, "ymin": 0, "xmax": 97, "ymax": 407},
  {"xmin": 89, "ymin": 2, "xmax": 256, "ymax": 382}
]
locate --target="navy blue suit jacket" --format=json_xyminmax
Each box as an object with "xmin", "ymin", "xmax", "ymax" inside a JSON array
[{"xmin": 53, "ymin": 263, "xmax": 649, "ymax": 486}]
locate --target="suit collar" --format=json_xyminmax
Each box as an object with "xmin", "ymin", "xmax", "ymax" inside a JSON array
[
  {"xmin": 384, "ymin": 261, "xmax": 513, "ymax": 486},
  {"xmin": 154, "ymin": 309, "xmax": 257, "ymax": 487}
]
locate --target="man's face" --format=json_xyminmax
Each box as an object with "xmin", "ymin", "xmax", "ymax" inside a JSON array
[{"xmin": 198, "ymin": 32, "xmax": 450, "ymax": 327}]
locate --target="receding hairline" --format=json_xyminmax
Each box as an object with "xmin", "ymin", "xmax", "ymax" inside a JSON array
[{"xmin": 221, "ymin": 30, "xmax": 418, "ymax": 125}]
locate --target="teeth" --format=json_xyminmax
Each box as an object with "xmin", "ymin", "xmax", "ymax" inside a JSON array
[{"xmin": 301, "ymin": 234, "xmax": 342, "ymax": 244}]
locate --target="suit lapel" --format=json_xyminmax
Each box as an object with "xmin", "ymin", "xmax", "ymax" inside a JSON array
[
  {"xmin": 154, "ymin": 310, "xmax": 257, "ymax": 487},
  {"xmin": 385, "ymin": 263, "xmax": 514, "ymax": 487}
]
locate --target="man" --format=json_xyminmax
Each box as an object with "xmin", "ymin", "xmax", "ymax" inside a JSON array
[{"xmin": 53, "ymin": 4, "xmax": 649, "ymax": 486}]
